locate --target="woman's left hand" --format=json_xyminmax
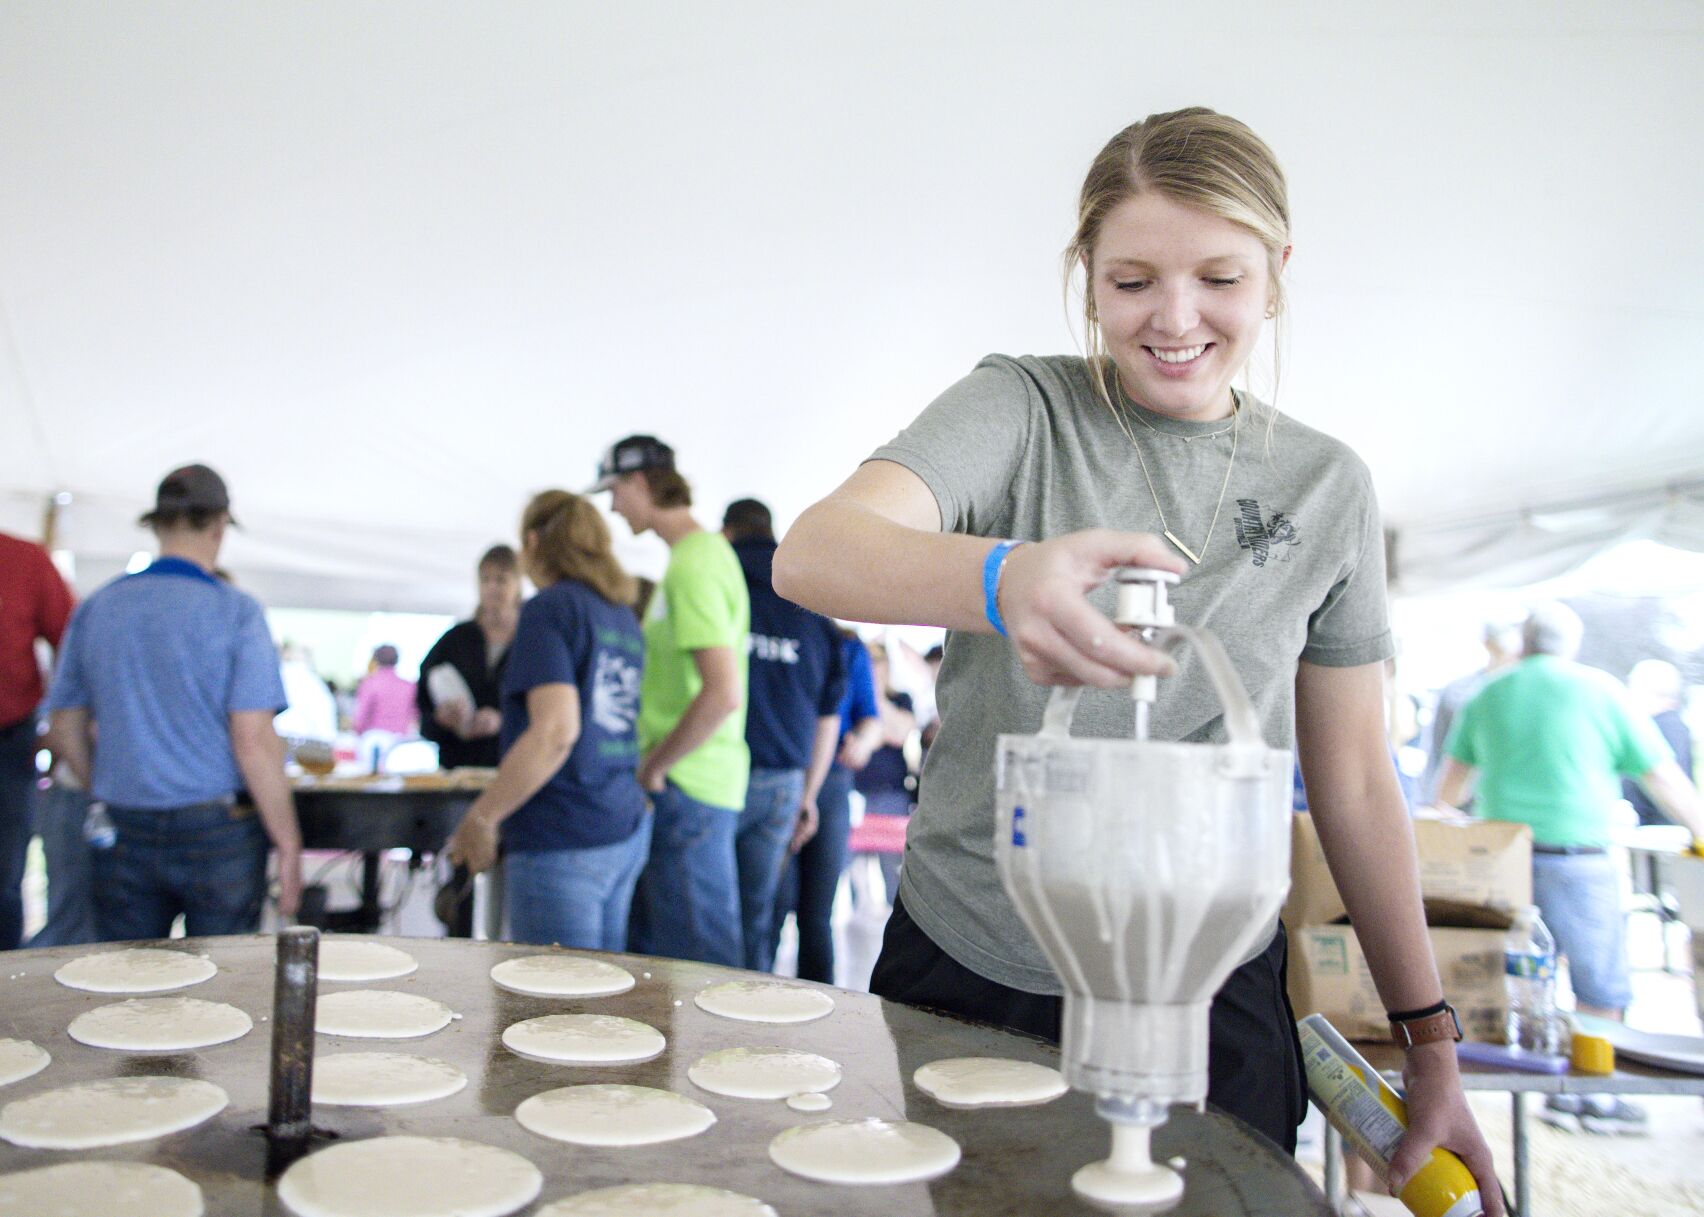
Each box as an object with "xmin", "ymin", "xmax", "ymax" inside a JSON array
[
  {"xmin": 1389, "ymin": 1041, "xmax": 1504, "ymax": 1215},
  {"xmin": 446, "ymin": 811, "xmax": 499, "ymax": 875}
]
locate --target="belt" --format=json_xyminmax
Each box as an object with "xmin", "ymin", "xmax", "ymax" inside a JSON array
[
  {"xmin": 106, "ymin": 796, "xmax": 241, "ymax": 816},
  {"xmin": 1533, "ymin": 843, "xmax": 1605, "ymax": 856}
]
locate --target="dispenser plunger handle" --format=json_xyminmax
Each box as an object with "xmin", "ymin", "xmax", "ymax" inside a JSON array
[{"xmin": 1114, "ymin": 568, "xmax": 1179, "ymax": 736}]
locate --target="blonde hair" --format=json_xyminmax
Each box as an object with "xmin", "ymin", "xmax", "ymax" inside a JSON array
[
  {"xmin": 521, "ymin": 490, "xmax": 638, "ymax": 606},
  {"xmin": 1064, "ymin": 107, "xmax": 1291, "ymax": 423}
]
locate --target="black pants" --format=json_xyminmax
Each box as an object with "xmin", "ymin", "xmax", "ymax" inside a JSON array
[{"xmin": 870, "ymin": 894, "xmax": 1309, "ymax": 1152}]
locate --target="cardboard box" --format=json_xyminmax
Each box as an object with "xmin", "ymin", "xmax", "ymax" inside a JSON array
[
  {"xmin": 1288, "ymin": 924, "xmax": 1508, "ymax": 1043},
  {"xmin": 1283, "ymin": 813, "xmax": 1532, "ymax": 931}
]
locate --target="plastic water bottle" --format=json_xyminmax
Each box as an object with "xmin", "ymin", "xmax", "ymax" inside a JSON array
[
  {"xmin": 1504, "ymin": 904, "xmax": 1564, "ymax": 1055},
  {"xmin": 81, "ymin": 801, "xmax": 117, "ymax": 850}
]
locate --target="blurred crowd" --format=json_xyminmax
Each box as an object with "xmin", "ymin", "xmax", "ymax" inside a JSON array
[{"xmin": 0, "ymin": 439, "xmax": 941, "ymax": 987}]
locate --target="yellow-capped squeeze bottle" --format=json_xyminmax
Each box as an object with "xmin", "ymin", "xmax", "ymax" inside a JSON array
[{"xmin": 1299, "ymin": 1013, "xmax": 1484, "ymax": 1217}]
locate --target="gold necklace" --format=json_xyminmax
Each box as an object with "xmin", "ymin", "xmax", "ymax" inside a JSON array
[
  {"xmin": 1108, "ymin": 387, "xmax": 1240, "ymax": 565},
  {"xmin": 1116, "ymin": 370, "xmax": 1237, "ymax": 443}
]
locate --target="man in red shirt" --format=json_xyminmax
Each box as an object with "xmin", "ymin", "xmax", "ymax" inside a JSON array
[{"xmin": 0, "ymin": 531, "xmax": 74, "ymax": 950}]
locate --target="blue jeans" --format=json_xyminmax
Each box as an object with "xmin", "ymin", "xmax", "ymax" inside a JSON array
[
  {"xmin": 505, "ymin": 817, "xmax": 653, "ymax": 950},
  {"xmin": 29, "ymin": 782, "xmax": 97, "ymax": 948},
  {"xmin": 96, "ymin": 803, "xmax": 268, "ymax": 941},
  {"xmin": 1533, "ymin": 851, "xmax": 1632, "ymax": 1011},
  {"xmin": 628, "ymin": 783, "xmax": 742, "ymax": 966},
  {"xmin": 773, "ymin": 763, "xmax": 853, "ymax": 983},
  {"xmin": 0, "ymin": 721, "xmax": 35, "ymax": 951},
  {"xmin": 735, "ymin": 767, "xmax": 805, "ymax": 972}
]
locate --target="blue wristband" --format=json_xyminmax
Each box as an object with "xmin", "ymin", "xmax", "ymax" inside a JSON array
[{"xmin": 982, "ymin": 540, "xmax": 1023, "ymax": 637}]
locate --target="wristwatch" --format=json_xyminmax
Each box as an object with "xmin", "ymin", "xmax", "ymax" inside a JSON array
[{"xmin": 1388, "ymin": 1001, "xmax": 1463, "ymax": 1049}]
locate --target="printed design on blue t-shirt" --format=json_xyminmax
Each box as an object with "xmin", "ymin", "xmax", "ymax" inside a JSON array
[
  {"xmin": 749, "ymin": 633, "xmax": 801, "ymax": 664},
  {"xmin": 591, "ymin": 648, "xmax": 641, "ymax": 736}
]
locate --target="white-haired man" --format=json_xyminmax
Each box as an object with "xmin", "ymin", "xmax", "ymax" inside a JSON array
[{"xmin": 1435, "ymin": 603, "xmax": 1704, "ymax": 1132}]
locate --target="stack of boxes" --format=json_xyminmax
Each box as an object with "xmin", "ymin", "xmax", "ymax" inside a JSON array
[{"xmin": 1284, "ymin": 814, "xmax": 1532, "ymax": 1042}]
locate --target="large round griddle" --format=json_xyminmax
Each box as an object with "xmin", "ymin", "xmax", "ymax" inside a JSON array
[{"xmin": 0, "ymin": 935, "xmax": 1330, "ymax": 1215}]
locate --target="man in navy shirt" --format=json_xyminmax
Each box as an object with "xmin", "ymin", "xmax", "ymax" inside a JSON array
[
  {"xmin": 723, "ymin": 499, "xmax": 847, "ymax": 972},
  {"xmin": 45, "ymin": 465, "xmax": 302, "ymax": 939}
]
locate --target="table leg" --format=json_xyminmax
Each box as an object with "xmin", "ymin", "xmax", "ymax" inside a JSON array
[
  {"xmin": 1511, "ymin": 1092, "xmax": 1528, "ymax": 1217},
  {"xmin": 1323, "ymin": 1122, "xmax": 1345, "ymax": 1214},
  {"xmin": 358, "ymin": 852, "xmax": 382, "ymax": 932}
]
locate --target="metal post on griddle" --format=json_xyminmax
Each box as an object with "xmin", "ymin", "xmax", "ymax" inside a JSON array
[{"xmin": 266, "ymin": 925, "xmax": 320, "ymax": 1176}]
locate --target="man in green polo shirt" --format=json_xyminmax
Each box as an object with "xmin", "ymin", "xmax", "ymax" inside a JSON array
[
  {"xmin": 1436, "ymin": 602, "xmax": 1704, "ymax": 1132},
  {"xmin": 592, "ymin": 434, "xmax": 750, "ymax": 965}
]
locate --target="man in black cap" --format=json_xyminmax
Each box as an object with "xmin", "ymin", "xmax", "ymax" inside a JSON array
[
  {"xmin": 590, "ymin": 435, "xmax": 751, "ymax": 966},
  {"xmin": 45, "ymin": 464, "xmax": 303, "ymax": 939}
]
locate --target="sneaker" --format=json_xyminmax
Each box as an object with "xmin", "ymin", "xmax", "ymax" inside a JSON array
[
  {"xmin": 1538, "ymin": 1093, "xmax": 1585, "ymax": 1132},
  {"xmin": 1578, "ymin": 1094, "xmax": 1648, "ymax": 1136}
]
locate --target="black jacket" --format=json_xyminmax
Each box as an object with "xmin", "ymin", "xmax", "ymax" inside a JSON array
[{"xmin": 416, "ymin": 620, "xmax": 509, "ymax": 769}]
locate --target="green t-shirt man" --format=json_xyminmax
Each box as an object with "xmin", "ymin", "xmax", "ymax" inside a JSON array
[
  {"xmin": 638, "ymin": 530, "xmax": 751, "ymax": 810},
  {"xmin": 1446, "ymin": 655, "xmax": 1669, "ymax": 847}
]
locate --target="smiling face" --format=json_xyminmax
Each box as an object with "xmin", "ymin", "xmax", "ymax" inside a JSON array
[{"xmin": 1088, "ymin": 191, "xmax": 1281, "ymax": 422}]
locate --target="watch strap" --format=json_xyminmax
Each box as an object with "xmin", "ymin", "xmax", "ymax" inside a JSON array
[{"xmin": 1389, "ymin": 1003, "xmax": 1463, "ymax": 1049}]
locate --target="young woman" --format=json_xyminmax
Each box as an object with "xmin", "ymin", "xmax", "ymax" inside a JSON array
[
  {"xmin": 774, "ymin": 108, "xmax": 1500, "ymax": 1207},
  {"xmin": 446, "ymin": 491, "xmax": 649, "ymax": 950}
]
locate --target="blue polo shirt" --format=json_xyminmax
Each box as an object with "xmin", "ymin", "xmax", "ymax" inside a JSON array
[
  {"xmin": 45, "ymin": 557, "xmax": 286, "ymax": 809},
  {"xmin": 499, "ymin": 579, "xmax": 647, "ymax": 852},
  {"xmin": 734, "ymin": 539, "xmax": 848, "ymax": 771},
  {"xmin": 838, "ymin": 637, "xmax": 880, "ymax": 746}
]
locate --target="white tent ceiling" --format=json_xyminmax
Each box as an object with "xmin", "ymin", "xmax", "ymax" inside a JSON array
[{"xmin": 3, "ymin": 2, "xmax": 1702, "ymax": 613}]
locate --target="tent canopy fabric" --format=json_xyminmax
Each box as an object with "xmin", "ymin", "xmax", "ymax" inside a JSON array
[{"xmin": 4, "ymin": 2, "xmax": 1702, "ymax": 611}]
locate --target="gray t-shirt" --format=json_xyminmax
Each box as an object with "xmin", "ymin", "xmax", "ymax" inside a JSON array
[{"xmin": 868, "ymin": 354, "xmax": 1393, "ymax": 994}]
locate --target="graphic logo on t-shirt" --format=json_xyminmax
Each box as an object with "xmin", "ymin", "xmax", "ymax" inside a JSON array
[
  {"xmin": 1234, "ymin": 498, "xmax": 1302, "ymax": 568},
  {"xmin": 590, "ymin": 651, "xmax": 641, "ymax": 735},
  {"xmin": 748, "ymin": 633, "xmax": 801, "ymax": 664}
]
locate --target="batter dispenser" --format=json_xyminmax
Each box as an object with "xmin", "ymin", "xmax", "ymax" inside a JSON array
[{"xmin": 995, "ymin": 568, "xmax": 1293, "ymax": 1206}]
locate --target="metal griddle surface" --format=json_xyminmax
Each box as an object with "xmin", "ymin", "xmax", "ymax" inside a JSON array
[{"xmin": 0, "ymin": 936, "xmax": 1330, "ymax": 1215}]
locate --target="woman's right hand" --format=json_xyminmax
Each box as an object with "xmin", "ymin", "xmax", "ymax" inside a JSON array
[
  {"xmin": 434, "ymin": 699, "xmax": 471, "ymax": 735},
  {"xmin": 997, "ymin": 530, "xmax": 1184, "ymax": 688}
]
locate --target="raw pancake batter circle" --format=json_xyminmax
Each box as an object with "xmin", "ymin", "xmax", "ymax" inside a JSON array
[
  {"xmin": 0, "ymin": 1076, "xmax": 228, "ymax": 1149},
  {"xmin": 515, "ymin": 1084, "xmax": 715, "ymax": 1146},
  {"xmin": 502, "ymin": 1014, "xmax": 665, "ymax": 1064},
  {"xmin": 53, "ymin": 948, "xmax": 215, "ymax": 993},
  {"xmin": 692, "ymin": 980, "xmax": 834, "ymax": 1024},
  {"xmin": 490, "ymin": 954, "xmax": 636, "ymax": 997},
  {"xmin": 768, "ymin": 1118, "xmax": 961, "ymax": 1185},
  {"xmin": 0, "ymin": 1160, "xmax": 205, "ymax": 1217},
  {"xmin": 912, "ymin": 1057, "xmax": 1067, "ymax": 1107},
  {"xmin": 312, "ymin": 1053, "xmax": 468, "ymax": 1107},
  {"xmin": 0, "ymin": 1038, "xmax": 49, "ymax": 1087},
  {"xmin": 318, "ymin": 939, "xmax": 419, "ymax": 983},
  {"xmin": 68, "ymin": 996, "xmax": 252, "ymax": 1052},
  {"xmin": 687, "ymin": 1047, "xmax": 842, "ymax": 1100},
  {"xmin": 316, "ymin": 990, "xmax": 454, "ymax": 1038},
  {"xmin": 537, "ymin": 1183, "xmax": 778, "ymax": 1216},
  {"xmin": 785, "ymin": 1092, "xmax": 832, "ymax": 1113},
  {"xmin": 277, "ymin": 1135, "xmax": 542, "ymax": 1217}
]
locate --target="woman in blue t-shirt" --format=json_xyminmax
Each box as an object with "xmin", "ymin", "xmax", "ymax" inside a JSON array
[{"xmin": 446, "ymin": 490, "xmax": 649, "ymax": 949}]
